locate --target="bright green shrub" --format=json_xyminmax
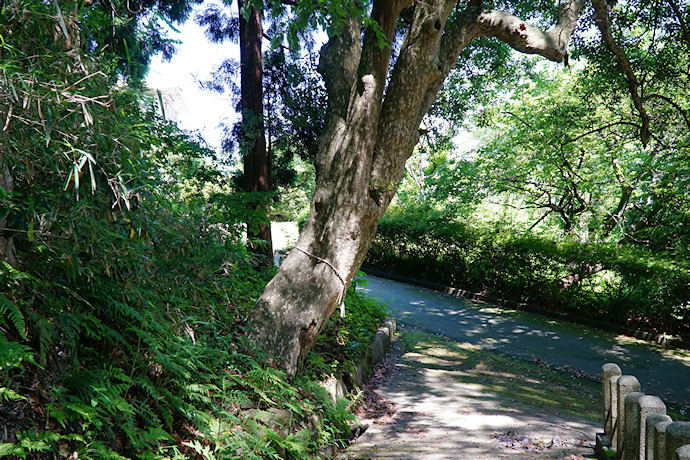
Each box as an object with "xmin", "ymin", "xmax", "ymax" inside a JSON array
[{"xmin": 366, "ymin": 211, "xmax": 690, "ymax": 338}]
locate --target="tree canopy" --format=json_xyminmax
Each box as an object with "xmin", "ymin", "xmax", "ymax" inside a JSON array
[{"xmin": 243, "ymin": 0, "xmax": 690, "ymax": 374}]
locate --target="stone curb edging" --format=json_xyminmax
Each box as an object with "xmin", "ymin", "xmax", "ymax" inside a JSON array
[
  {"xmin": 320, "ymin": 317, "xmax": 397, "ymax": 402},
  {"xmin": 361, "ymin": 266, "xmax": 689, "ymax": 351},
  {"xmin": 319, "ymin": 318, "xmax": 397, "ymax": 458}
]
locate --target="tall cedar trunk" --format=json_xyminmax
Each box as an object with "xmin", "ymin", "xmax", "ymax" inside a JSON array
[
  {"xmin": 246, "ymin": 0, "xmax": 585, "ymax": 375},
  {"xmin": 239, "ymin": 1, "xmax": 273, "ymax": 264}
]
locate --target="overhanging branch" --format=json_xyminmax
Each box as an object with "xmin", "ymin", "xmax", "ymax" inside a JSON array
[
  {"xmin": 592, "ymin": 0, "xmax": 651, "ymax": 146},
  {"xmin": 474, "ymin": 0, "xmax": 585, "ymax": 63},
  {"xmin": 644, "ymin": 93, "xmax": 690, "ymax": 131}
]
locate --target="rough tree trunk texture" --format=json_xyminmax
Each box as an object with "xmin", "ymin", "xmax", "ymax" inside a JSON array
[
  {"xmin": 239, "ymin": 1, "xmax": 273, "ymax": 264},
  {"xmin": 246, "ymin": 0, "xmax": 585, "ymax": 375}
]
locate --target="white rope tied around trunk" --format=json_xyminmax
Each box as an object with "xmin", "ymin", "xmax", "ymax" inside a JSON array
[{"xmin": 291, "ymin": 246, "xmax": 348, "ymax": 317}]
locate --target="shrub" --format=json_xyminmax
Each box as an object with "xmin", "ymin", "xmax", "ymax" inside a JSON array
[{"xmin": 365, "ymin": 211, "xmax": 690, "ymax": 338}]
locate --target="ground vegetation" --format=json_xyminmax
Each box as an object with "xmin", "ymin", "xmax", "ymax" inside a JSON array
[{"xmin": 0, "ymin": 0, "xmax": 387, "ymax": 456}]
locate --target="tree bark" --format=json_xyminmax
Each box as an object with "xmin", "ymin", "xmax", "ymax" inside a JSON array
[
  {"xmin": 239, "ymin": 1, "xmax": 273, "ymax": 264},
  {"xmin": 592, "ymin": 0, "xmax": 651, "ymax": 146},
  {"xmin": 246, "ymin": 0, "xmax": 586, "ymax": 375}
]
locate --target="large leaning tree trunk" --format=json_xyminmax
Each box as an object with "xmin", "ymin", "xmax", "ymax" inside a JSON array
[
  {"xmin": 239, "ymin": 0, "xmax": 273, "ymax": 263},
  {"xmin": 246, "ymin": 0, "xmax": 585, "ymax": 375}
]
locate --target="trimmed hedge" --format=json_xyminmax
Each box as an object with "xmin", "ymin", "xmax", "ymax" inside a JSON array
[{"xmin": 365, "ymin": 211, "xmax": 690, "ymax": 338}]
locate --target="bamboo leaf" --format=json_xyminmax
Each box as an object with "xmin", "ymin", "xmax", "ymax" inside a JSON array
[{"xmin": 52, "ymin": 0, "xmax": 70, "ymax": 43}]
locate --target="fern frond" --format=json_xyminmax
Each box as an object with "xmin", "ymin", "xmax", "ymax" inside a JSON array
[
  {"xmin": 0, "ymin": 340, "xmax": 35, "ymax": 371},
  {"xmin": 0, "ymin": 443, "xmax": 21, "ymax": 457},
  {"xmin": 0, "ymin": 294, "xmax": 26, "ymax": 340},
  {"xmin": 0, "ymin": 387, "xmax": 26, "ymax": 402}
]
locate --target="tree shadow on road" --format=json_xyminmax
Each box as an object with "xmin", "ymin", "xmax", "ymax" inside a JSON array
[{"xmin": 343, "ymin": 326, "xmax": 601, "ymax": 459}]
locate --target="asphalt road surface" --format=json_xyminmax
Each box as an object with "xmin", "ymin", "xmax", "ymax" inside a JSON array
[{"xmin": 358, "ymin": 274, "xmax": 690, "ymax": 410}]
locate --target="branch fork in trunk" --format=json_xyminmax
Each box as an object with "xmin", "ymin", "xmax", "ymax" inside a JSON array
[{"xmin": 246, "ymin": 0, "xmax": 586, "ymax": 375}]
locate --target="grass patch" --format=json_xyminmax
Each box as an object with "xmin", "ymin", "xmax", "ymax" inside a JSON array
[{"xmin": 399, "ymin": 328, "xmax": 600, "ymax": 421}]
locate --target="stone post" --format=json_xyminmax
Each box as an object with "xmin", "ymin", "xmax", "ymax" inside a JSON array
[
  {"xmin": 636, "ymin": 396, "xmax": 666, "ymax": 460},
  {"xmin": 676, "ymin": 444, "xmax": 690, "ymax": 460},
  {"xmin": 603, "ymin": 363, "xmax": 622, "ymax": 436},
  {"xmin": 612, "ymin": 375, "xmax": 622, "ymax": 447},
  {"xmin": 646, "ymin": 414, "xmax": 672, "ymax": 460},
  {"xmin": 623, "ymin": 392, "xmax": 644, "ymax": 460},
  {"xmin": 666, "ymin": 422, "xmax": 690, "ymax": 460},
  {"xmin": 617, "ymin": 376, "xmax": 642, "ymax": 454},
  {"xmin": 654, "ymin": 420, "xmax": 674, "ymax": 460}
]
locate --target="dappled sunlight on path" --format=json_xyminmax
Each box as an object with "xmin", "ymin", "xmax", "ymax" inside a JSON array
[
  {"xmin": 359, "ymin": 275, "xmax": 690, "ymax": 410},
  {"xmin": 338, "ymin": 274, "xmax": 690, "ymax": 458},
  {"xmin": 341, "ymin": 330, "xmax": 598, "ymax": 459}
]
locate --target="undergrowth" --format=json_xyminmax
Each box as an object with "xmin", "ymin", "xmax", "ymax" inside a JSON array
[
  {"xmin": 366, "ymin": 207, "xmax": 690, "ymax": 339},
  {"xmin": 302, "ymin": 278, "xmax": 388, "ymax": 380},
  {"xmin": 0, "ymin": 188, "xmax": 374, "ymax": 458},
  {"xmin": 1, "ymin": 245, "xmax": 363, "ymax": 458},
  {"xmin": 0, "ymin": 146, "xmax": 370, "ymax": 458}
]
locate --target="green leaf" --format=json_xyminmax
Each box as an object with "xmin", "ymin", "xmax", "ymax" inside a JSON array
[{"xmin": 0, "ymin": 294, "xmax": 27, "ymax": 340}]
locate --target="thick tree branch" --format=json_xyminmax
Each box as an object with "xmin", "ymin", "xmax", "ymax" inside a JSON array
[
  {"xmin": 644, "ymin": 93, "xmax": 690, "ymax": 131},
  {"xmin": 563, "ymin": 120, "xmax": 641, "ymax": 145},
  {"xmin": 592, "ymin": 0, "xmax": 651, "ymax": 146},
  {"xmin": 413, "ymin": 2, "xmax": 483, "ymax": 133},
  {"xmin": 665, "ymin": 0, "xmax": 690, "ymax": 44},
  {"xmin": 360, "ymin": 0, "xmax": 413, "ymax": 95},
  {"xmin": 475, "ymin": 0, "xmax": 585, "ymax": 63},
  {"xmin": 317, "ymin": 18, "xmax": 361, "ymax": 122},
  {"xmin": 370, "ymin": 0, "xmax": 460, "ymax": 197}
]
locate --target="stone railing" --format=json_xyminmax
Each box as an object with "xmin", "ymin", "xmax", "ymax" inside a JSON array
[{"xmin": 597, "ymin": 363, "xmax": 690, "ymax": 460}]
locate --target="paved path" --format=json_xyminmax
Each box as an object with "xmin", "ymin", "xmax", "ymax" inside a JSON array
[
  {"xmin": 359, "ymin": 275, "xmax": 690, "ymax": 407},
  {"xmin": 341, "ymin": 332, "xmax": 600, "ymax": 459},
  {"xmin": 339, "ymin": 275, "xmax": 689, "ymax": 459}
]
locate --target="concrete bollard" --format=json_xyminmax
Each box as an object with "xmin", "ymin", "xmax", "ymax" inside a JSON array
[
  {"xmin": 617, "ymin": 376, "xmax": 642, "ymax": 454},
  {"xmin": 676, "ymin": 444, "xmax": 690, "ymax": 460},
  {"xmin": 654, "ymin": 420, "xmax": 674, "ymax": 460},
  {"xmin": 612, "ymin": 375, "xmax": 622, "ymax": 447},
  {"xmin": 646, "ymin": 414, "xmax": 672, "ymax": 460},
  {"xmin": 666, "ymin": 423, "xmax": 690, "ymax": 460},
  {"xmin": 603, "ymin": 363, "xmax": 622, "ymax": 436},
  {"xmin": 636, "ymin": 395, "xmax": 666, "ymax": 460},
  {"xmin": 623, "ymin": 392, "xmax": 644, "ymax": 460}
]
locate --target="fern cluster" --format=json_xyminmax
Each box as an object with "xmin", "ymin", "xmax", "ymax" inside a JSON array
[
  {"xmin": 0, "ymin": 1, "xmax": 379, "ymax": 457},
  {"xmin": 0, "ymin": 203, "xmax": 366, "ymax": 459}
]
